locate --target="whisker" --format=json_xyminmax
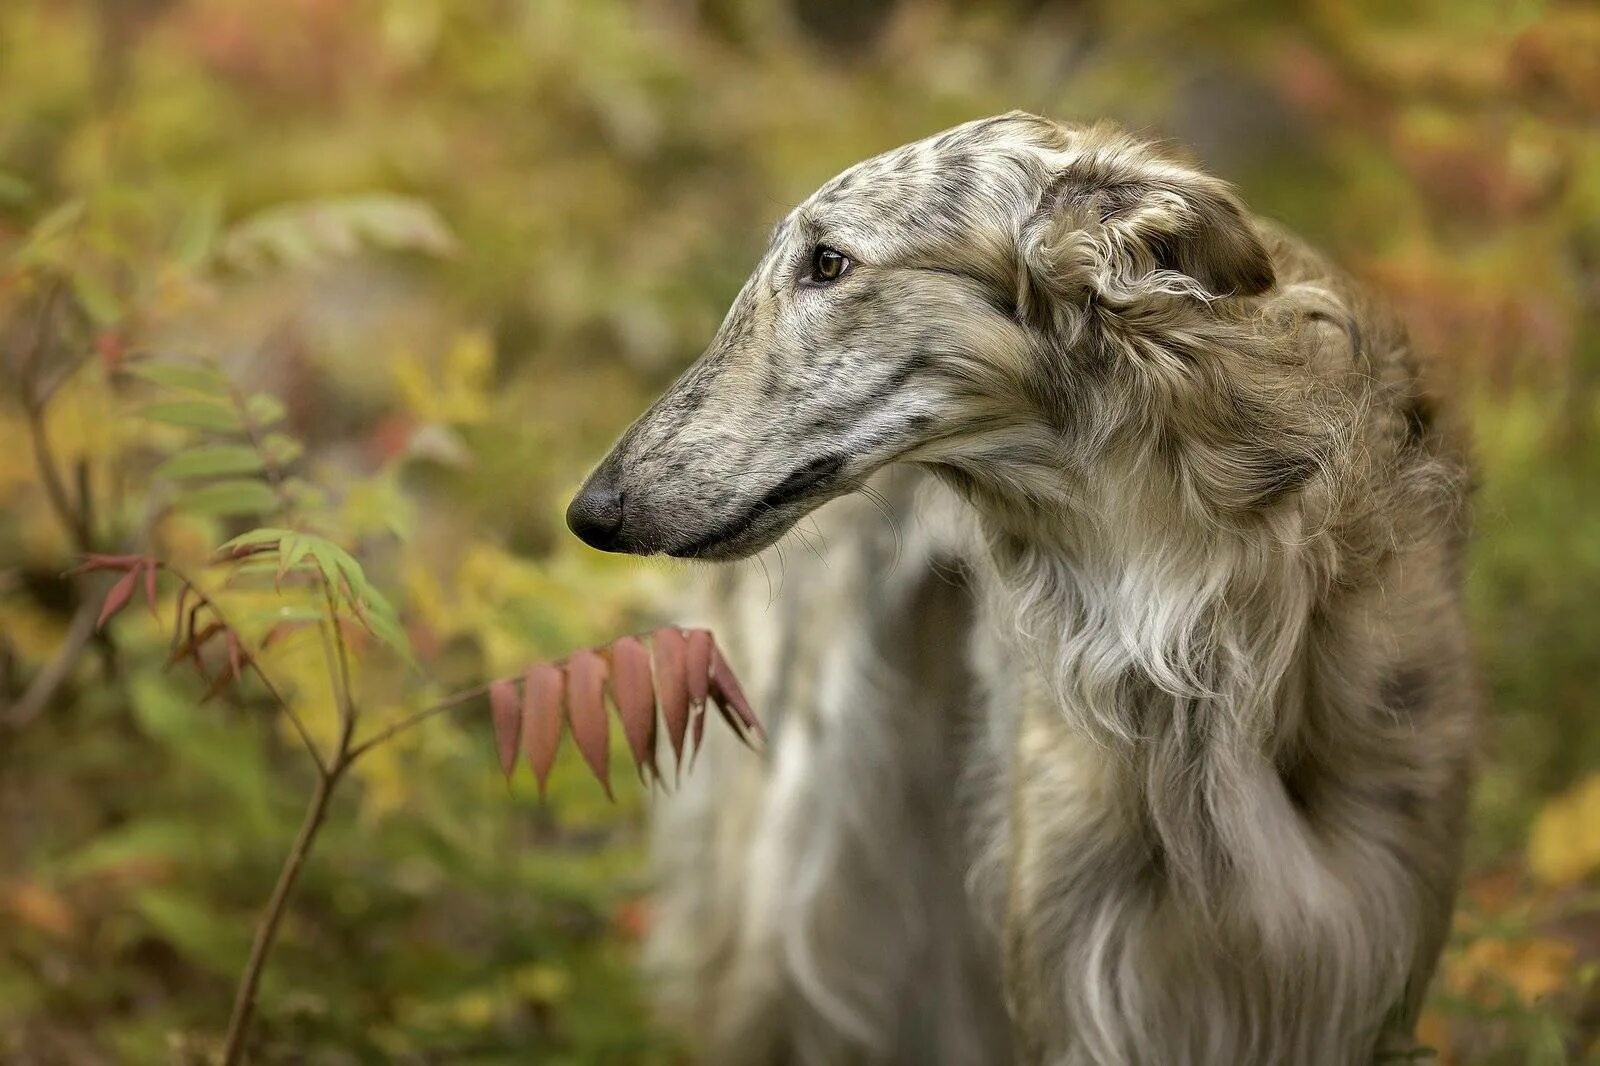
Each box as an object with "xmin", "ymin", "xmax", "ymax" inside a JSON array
[{"xmin": 858, "ymin": 484, "xmax": 904, "ymax": 572}]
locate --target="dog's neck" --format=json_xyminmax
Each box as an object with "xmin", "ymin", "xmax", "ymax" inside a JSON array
[{"xmin": 954, "ymin": 453, "xmax": 1339, "ymax": 899}]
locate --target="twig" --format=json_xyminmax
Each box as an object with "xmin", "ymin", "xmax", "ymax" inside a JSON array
[
  {"xmin": 217, "ymin": 658, "xmax": 500, "ymax": 1056},
  {"xmin": 1, "ymin": 599, "xmax": 97, "ymax": 729},
  {"xmin": 344, "ymin": 683, "xmax": 492, "ymax": 764},
  {"xmin": 319, "ymin": 575, "xmax": 357, "ymax": 745},
  {"xmin": 17, "ymin": 282, "xmax": 124, "ymax": 684},
  {"xmin": 211, "ymin": 611, "xmax": 747, "ymax": 1056},
  {"xmin": 32, "ymin": 352, "xmax": 91, "ymax": 409},
  {"xmin": 219, "ymin": 767, "xmax": 341, "ymax": 1066},
  {"xmin": 25, "ymin": 404, "xmax": 94, "ymax": 553},
  {"xmin": 18, "ymin": 283, "xmax": 94, "ymax": 553},
  {"xmin": 219, "ymin": 573, "xmax": 367, "ymax": 1061}
]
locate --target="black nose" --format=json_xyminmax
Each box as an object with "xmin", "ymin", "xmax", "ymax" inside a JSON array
[{"xmin": 566, "ymin": 475, "xmax": 627, "ymax": 552}]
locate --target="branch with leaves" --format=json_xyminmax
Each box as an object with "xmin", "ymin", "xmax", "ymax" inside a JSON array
[
  {"xmin": 87, "ymin": 544, "xmax": 758, "ymax": 1063},
  {"xmin": 76, "ymin": 353, "xmax": 761, "ymax": 1063},
  {"xmin": 6, "ymin": 182, "xmax": 761, "ymax": 1060}
]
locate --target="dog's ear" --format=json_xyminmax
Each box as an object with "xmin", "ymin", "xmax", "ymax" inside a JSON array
[{"xmin": 1017, "ymin": 148, "xmax": 1274, "ymax": 324}]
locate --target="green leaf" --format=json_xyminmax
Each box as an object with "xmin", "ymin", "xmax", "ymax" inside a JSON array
[
  {"xmin": 248, "ymin": 604, "xmax": 324, "ymax": 625},
  {"xmin": 262, "ymin": 433, "xmax": 304, "ymax": 465},
  {"xmin": 0, "ymin": 171, "xmax": 32, "ymax": 207},
  {"xmin": 218, "ymin": 527, "xmax": 294, "ymax": 552},
  {"xmin": 129, "ymin": 670, "xmax": 276, "ymax": 833},
  {"xmin": 18, "ymin": 200, "xmax": 83, "ymax": 258},
  {"xmin": 245, "ymin": 392, "xmax": 286, "ymax": 427},
  {"xmin": 305, "ymin": 539, "xmax": 344, "ymax": 593},
  {"xmin": 364, "ymin": 607, "xmax": 416, "ymax": 668},
  {"xmin": 222, "ymin": 557, "xmax": 312, "ymax": 581},
  {"xmin": 73, "ymin": 273, "xmax": 120, "ymax": 326},
  {"xmin": 284, "ymin": 476, "xmax": 327, "ymax": 510},
  {"xmin": 279, "ymin": 532, "xmax": 413, "ymax": 664},
  {"xmin": 142, "ymin": 400, "xmax": 241, "ymax": 432},
  {"xmin": 220, "ymin": 194, "xmax": 458, "ymax": 272},
  {"xmin": 321, "ymin": 542, "xmax": 376, "ymax": 602},
  {"xmin": 59, "ymin": 818, "xmax": 207, "ymax": 880},
  {"xmin": 125, "ymin": 360, "xmax": 231, "ymax": 396},
  {"xmin": 278, "ymin": 532, "xmax": 313, "ymax": 576},
  {"xmin": 178, "ymin": 479, "xmax": 279, "ymax": 517},
  {"xmin": 153, "ymin": 444, "xmax": 263, "ymax": 480},
  {"xmin": 173, "ymin": 191, "xmax": 222, "ymax": 268},
  {"xmin": 358, "ymin": 579, "xmax": 397, "ymax": 621},
  {"xmin": 135, "ymin": 887, "xmax": 251, "ymax": 976}
]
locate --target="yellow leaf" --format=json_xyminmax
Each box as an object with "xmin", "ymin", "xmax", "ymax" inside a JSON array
[
  {"xmin": 391, "ymin": 351, "xmax": 442, "ymax": 422},
  {"xmin": 1445, "ymin": 935, "xmax": 1576, "ymax": 1007},
  {"xmin": 388, "ymin": 330, "xmax": 494, "ymax": 425},
  {"xmin": 258, "ymin": 632, "xmax": 348, "ymax": 753},
  {"xmin": 1528, "ymin": 773, "xmax": 1600, "ymax": 886},
  {"xmin": 3, "ymin": 880, "xmax": 78, "ymax": 938},
  {"xmin": 510, "ymin": 963, "xmax": 570, "ymax": 1004},
  {"xmin": 350, "ymin": 737, "xmax": 410, "ymax": 822},
  {"xmin": 0, "ymin": 602, "xmax": 71, "ymax": 666},
  {"xmin": 1414, "ymin": 1010, "xmax": 1454, "ymax": 1066},
  {"xmin": 437, "ymin": 330, "xmax": 493, "ymax": 423},
  {"xmin": 448, "ymin": 991, "xmax": 498, "ymax": 1029}
]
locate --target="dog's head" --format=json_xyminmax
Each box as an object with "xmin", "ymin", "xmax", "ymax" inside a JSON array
[{"xmin": 568, "ymin": 112, "xmax": 1281, "ymax": 559}]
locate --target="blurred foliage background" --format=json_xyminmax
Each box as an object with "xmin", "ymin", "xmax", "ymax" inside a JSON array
[{"xmin": 1, "ymin": 0, "xmax": 1597, "ymax": 1062}]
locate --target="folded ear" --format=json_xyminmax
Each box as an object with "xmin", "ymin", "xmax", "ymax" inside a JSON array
[{"xmin": 1018, "ymin": 144, "xmax": 1275, "ymax": 320}]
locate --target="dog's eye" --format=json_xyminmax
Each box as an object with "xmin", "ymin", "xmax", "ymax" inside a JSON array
[{"xmin": 809, "ymin": 245, "xmax": 851, "ymax": 284}]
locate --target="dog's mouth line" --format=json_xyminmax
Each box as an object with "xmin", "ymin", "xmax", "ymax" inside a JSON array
[{"xmin": 668, "ymin": 453, "xmax": 849, "ymax": 559}]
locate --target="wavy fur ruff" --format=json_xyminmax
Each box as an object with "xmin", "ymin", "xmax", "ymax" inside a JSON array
[{"xmin": 576, "ymin": 113, "xmax": 1478, "ymax": 1065}]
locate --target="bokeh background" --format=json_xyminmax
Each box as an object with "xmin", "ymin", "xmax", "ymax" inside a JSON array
[{"xmin": 1, "ymin": 1, "xmax": 1597, "ymax": 1062}]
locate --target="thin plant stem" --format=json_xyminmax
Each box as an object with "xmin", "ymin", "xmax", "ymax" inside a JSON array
[
  {"xmin": 218, "ymin": 764, "xmax": 342, "ymax": 1066},
  {"xmin": 19, "ymin": 282, "xmax": 93, "ymax": 553},
  {"xmin": 344, "ymin": 682, "xmax": 492, "ymax": 764},
  {"xmin": 2, "ymin": 600, "xmax": 97, "ymax": 728},
  {"xmin": 26, "ymin": 405, "xmax": 93, "ymax": 553},
  {"xmin": 218, "ymin": 573, "xmax": 370, "ymax": 1060},
  {"xmin": 319, "ymin": 576, "xmax": 358, "ymax": 745}
]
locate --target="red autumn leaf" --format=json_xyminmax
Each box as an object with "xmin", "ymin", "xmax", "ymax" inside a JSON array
[
  {"xmin": 169, "ymin": 620, "xmax": 224, "ymax": 672},
  {"xmin": 709, "ymin": 640, "xmax": 763, "ymax": 744},
  {"xmin": 73, "ymin": 553, "xmax": 146, "ymax": 574},
  {"xmin": 608, "ymin": 635, "xmax": 658, "ymax": 783},
  {"xmin": 688, "ymin": 702, "xmax": 708, "ymax": 771},
  {"xmin": 187, "ymin": 616, "xmax": 218, "ymax": 675},
  {"xmin": 651, "ymin": 627, "xmax": 691, "ymax": 770},
  {"xmin": 201, "ymin": 659, "xmax": 239, "ymax": 704},
  {"xmin": 178, "ymin": 603, "xmax": 207, "ymax": 669},
  {"xmin": 260, "ymin": 620, "xmax": 308, "ymax": 649},
  {"xmin": 683, "ymin": 629, "xmax": 715, "ymax": 766},
  {"xmin": 170, "ymin": 584, "xmax": 192, "ymax": 653},
  {"xmin": 521, "ymin": 664, "xmax": 564, "ymax": 798},
  {"xmin": 96, "ymin": 569, "xmax": 140, "ymax": 630},
  {"xmin": 142, "ymin": 561, "xmax": 160, "ymax": 619},
  {"xmin": 684, "ymin": 628, "xmax": 711, "ymax": 709},
  {"xmin": 566, "ymin": 648, "xmax": 612, "ymax": 799},
  {"xmin": 489, "ymin": 679, "xmax": 521, "ymax": 781},
  {"xmin": 334, "ymin": 617, "xmax": 372, "ymax": 656},
  {"xmin": 613, "ymin": 897, "xmax": 652, "ymax": 941},
  {"xmin": 477, "ymin": 630, "xmax": 761, "ymax": 795},
  {"xmin": 96, "ymin": 330, "xmax": 126, "ymax": 369}
]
